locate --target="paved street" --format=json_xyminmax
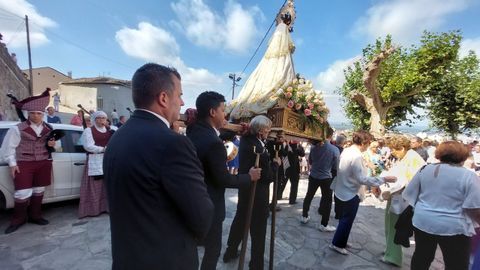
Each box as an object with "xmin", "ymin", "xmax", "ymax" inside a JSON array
[{"xmin": 0, "ymin": 177, "xmax": 445, "ymax": 270}]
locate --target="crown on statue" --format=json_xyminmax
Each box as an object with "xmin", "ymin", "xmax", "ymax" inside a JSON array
[{"xmin": 276, "ymin": 0, "xmax": 296, "ymax": 32}]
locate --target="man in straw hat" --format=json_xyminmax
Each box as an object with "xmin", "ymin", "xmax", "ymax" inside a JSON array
[{"xmin": 1, "ymin": 89, "xmax": 56, "ymax": 234}]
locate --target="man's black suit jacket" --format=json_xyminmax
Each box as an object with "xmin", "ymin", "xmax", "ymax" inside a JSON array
[
  {"xmin": 104, "ymin": 110, "xmax": 214, "ymax": 270},
  {"xmin": 286, "ymin": 143, "xmax": 305, "ymax": 175},
  {"xmin": 186, "ymin": 120, "xmax": 250, "ymax": 221}
]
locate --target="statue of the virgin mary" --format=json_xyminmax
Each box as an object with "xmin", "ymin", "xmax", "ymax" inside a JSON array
[{"xmin": 228, "ymin": 0, "xmax": 297, "ymax": 119}]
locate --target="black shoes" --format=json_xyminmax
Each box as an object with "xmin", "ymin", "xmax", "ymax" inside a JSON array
[
  {"xmin": 29, "ymin": 218, "xmax": 49, "ymax": 225},
  {"xmin": 4, "ymin": 222, "xmax": 25, "ymax": 234},
  {"xmin": 223, "ymin": 249, "xmax": 239, "ymax": 263}
]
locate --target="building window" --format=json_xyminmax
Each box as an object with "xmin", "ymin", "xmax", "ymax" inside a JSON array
[{"xmin": 97, "ymin": 95, "xmax": 103, "ymax": 110}]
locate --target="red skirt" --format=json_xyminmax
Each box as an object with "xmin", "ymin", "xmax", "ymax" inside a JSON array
[{"xmin": 78, "ymin": 157, "xmax": 108, "ymax": 218}]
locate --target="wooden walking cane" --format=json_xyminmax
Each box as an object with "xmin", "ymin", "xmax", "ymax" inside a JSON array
[
  {"xmin": 269, "ymin": 145, "xmax": 280, "ymax": 270},
  {"xmin": 238, "ymin": 146, "xmax": 262, "ymax": 270}
]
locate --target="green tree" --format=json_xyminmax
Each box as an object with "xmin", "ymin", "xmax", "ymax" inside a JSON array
[
  {"xmin": 338, "ymin": 31, "xmax": 463, "ymax": 137},
  {"xmin": 427, "ymin": 50, "xmax": 480, "ymax": 139}
]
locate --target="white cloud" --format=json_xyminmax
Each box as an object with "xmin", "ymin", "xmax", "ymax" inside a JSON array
[
  {"xmin": 116, "ymin": 22, "xmax": 180, "ymax": 64},
  {"xmin": 353, "ymin": 0, "xmax": 471, "ymax": 44},
  {"xmin": 0, "ymin": 0, "xmax": 56, "ymax": 48},
  {"xmin": 460, "ymin": 37, "xmax": 480, "ymax": 58},
  {"xmin": 170, "ymin": 0, "xmax": 263, "ymax": 54},
  {"xmin": 315, "ymin": 56, "xmax": 359, "ymax": 94},
  {"xmin": 115, "ymin": 22, "xmax": 225, "ymax": 108},
  {"xmin": 315, "ymin": 57, "xmax": 360, "ymax": 123}
]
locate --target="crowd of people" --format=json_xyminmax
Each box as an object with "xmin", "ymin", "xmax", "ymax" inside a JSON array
[{"xmin": 1, "ymin": 63, "xmax": 480, "ymax": 270}]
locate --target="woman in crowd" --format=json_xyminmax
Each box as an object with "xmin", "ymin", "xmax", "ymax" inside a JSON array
[
  {"xmin": 364, "ymin": 141, "xmax": 384, "ymax": 177},
  {"xmin": 223, "ymin": 115, "xmax": 280, "ymax": 270},
  {"xmin": 330, "ymin": 131, "xmax": 396, "ymax": 255},
  {"xmin": 403, "ymin": 141, "xmax": 480, "ymax": 270},
  {"xmin": 380, "ymin": 135, "xmax": 425, "ymax": 267},
  {"xmin": 78, "ymin": 111, "xmax": 113, "ymax": 218}
]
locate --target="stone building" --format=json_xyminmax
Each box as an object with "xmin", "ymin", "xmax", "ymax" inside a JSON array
[
  {"xmin": 58, "ymin": 77, "xmax": 133, "ymax": 119},
  {"xmin": 0, "ymin": 43, "xmax": 29, "ymax": 121}
]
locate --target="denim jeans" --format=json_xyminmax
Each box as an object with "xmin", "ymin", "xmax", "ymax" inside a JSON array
[{"xmin": 331, "ymin": 195, "xmax": 360, "ymax": 248}]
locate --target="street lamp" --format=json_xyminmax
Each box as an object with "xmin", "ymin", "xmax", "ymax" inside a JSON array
[{"xmin": 228, "ymin": 73, "xmax": 242, "ymax": 100}]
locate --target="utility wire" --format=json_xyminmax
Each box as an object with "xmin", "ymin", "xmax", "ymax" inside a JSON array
[
  {"xmin": 0, "ymin": 5, "xmax": 134, "ymax": 71},
  {"xmin": 5, "ymin": 21, "xmax": 25, "ymax": 47},
  {"xmin": 238, "ymin": 0, "xmax": 287, "ymax": 78}
]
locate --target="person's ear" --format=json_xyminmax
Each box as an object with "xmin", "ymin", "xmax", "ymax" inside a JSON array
[
  {"xmin": 209, "ymin": 108, "xmax": 216, "ymax": 118},
  {"xmin": 157, "ymin": 91, "xmax": 169, "ymax": 108}
]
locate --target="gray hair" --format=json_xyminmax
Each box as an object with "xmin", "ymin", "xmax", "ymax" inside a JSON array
[
  {"xmin": 249, "ymin": 115, "xmax": 272, "ymax": 135},
  {"xmin": 335, "ymin": 134, "xmax": 346, "ymax": 146}
]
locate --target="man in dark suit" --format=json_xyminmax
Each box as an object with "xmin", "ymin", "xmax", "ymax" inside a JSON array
[
  {"xmin": 278, "ymin": 141, "xmax": 305, "ymax": 204},
  {"xmin": 104, "ymin": 63, "xmax": 214, "ymax": 270},
  {"xmin": 186, "ymin": 91, "xmax": 261, "ymax": 270}
]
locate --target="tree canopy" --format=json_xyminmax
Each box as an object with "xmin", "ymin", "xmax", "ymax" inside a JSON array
[{"xmin": 338, "ymin": 30, "xmax": 480, "ymax": 137}]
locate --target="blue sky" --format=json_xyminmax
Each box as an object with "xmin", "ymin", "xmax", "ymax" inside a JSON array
[{"xmin": 1, "ymin": 0, "xmax": 479, "ymax": 124}]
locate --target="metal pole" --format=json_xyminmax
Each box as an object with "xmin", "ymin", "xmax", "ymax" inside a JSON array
[
  {"xmin": 25, "ymin": 15, "xmax": 33, "ymax": 96},
  {"xmin": 231, "ymin": 74, "xmax": 236, "ymax": 100}
]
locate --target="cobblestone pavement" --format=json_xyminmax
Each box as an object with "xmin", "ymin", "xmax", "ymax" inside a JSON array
[{"xmin": 0, "ymin": 177, "xmax": 445, "ymax": 270}]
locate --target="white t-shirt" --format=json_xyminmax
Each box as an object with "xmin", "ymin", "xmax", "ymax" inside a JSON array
[
  {"xmin": 473, "ymin": 151, "xmax": 480, "ymax": 167},
  {"xmin": 403, "ymin": 163, "xmax": 480, "ymax": 236}
]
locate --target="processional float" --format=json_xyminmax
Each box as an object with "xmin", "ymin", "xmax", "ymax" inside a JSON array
[{"xmin": 224, "ymin": 1, "xmax": 330, "ymax": 269}]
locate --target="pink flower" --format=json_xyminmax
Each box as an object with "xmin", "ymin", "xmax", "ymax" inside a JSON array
[
  {"xmin": 285, "ymin": 92, "xmax": 293, "ymax": 98},
  {"xmin": 304, "ymin": 109, "xmax": 312, "ymax": 116},
  {"xmin": 287, "ymin": 100, "xmax": 294, "ymax": 108},
  {"xmin": 308, "ymin": 103, "xmax": 314, "ymax": 109},
  {"xmin": 295, "ymin": 103, "xmax": 302, "ymax": 110}
]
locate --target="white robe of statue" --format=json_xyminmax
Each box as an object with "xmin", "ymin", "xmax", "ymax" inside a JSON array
[{"xmin": 228, "ymin": 22, "xmax": 296, "ymax": 119}]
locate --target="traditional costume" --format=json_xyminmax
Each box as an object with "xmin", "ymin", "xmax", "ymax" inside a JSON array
[
  {"xmin": 78, "ymin": 111, "xmax": 111, "ymax": 218},
  {"xmin": 1, "ymin": 89, "xmax": 54, "ymax": 234}
]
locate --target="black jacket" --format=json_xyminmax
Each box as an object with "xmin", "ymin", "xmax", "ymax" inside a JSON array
[
  {"xmin": 286, "ymin": 143, "xmax": 305, "ymax": 175},
  {"xmin": 104, "ymin": 110, "xmax": 214, "ymax": 270},
  {"xmin": 186, "ymin": 120, "xmax": 250, "ymax": 221}
]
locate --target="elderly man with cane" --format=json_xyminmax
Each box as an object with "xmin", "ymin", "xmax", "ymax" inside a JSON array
[{"xmin": 223, "ymin": 115, "xmax": 281, "ymax": 270}]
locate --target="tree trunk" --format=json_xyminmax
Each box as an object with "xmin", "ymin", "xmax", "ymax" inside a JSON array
[{"xmin": 368, "ymin": 107, "xmax": 387, "ymax": 138}]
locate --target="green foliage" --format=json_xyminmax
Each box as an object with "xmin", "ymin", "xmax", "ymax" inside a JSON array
[
  {"xmin": 338, "ymin": 30, "xmax": 479, "ymax": 137},
  {"xmin": 427, "ymin": 51, "xmax": 480, "ymax": 138}
]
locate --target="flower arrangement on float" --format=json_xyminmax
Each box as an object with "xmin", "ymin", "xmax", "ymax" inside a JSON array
[{"xmin": 277, "ymin": 76, "xmax": 329, "ymax": 131}]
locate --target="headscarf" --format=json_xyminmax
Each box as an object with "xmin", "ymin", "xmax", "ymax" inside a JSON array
[{"xmin": 91, "ymin": 111, "xmax": 107, "ymax": 130}]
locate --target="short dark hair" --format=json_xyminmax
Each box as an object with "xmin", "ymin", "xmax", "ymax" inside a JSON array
[
  {"xmin": 352, "ymin": 130, "xmax": 373, "ymax": 146},
  {"xmin": 195, "ymin": 91, "xmax": 226, "ymax": 119},
  {"xmin": 435, "ymin": 141, "xmax": 470, "ymax": 164},
  {"xmin": 412, "ymin": 136, "xmax": 423, "ymax": 143},
  {"xmin": 325, "ymin": 127, "xmax": 334, "ymax": 138},
  {"xmin": 132, "ymin": 63, "xmax": 181, "ymax": 109}
]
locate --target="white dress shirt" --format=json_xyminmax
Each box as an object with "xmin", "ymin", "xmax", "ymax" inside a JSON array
[
  {"xmin": 137, "ymin": 109, "xmax": 170, "ymax": 128},
  {"xmin": 0, "ymin": 122, "xmax": 45, "ymax": 167},
  {"xmin": 332, "ymin": 145, "xmax": 385, "ymax": 202}
]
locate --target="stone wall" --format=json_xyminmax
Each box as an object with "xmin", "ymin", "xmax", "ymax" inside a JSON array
[{"xmin": 0, "ymin": 44, "xmax": 29, "ymax": 121}]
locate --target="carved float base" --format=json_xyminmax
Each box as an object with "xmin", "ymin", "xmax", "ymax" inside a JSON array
[{"xmin": 266, "ymin": 107, "xmax": 325, "ymax": 141}]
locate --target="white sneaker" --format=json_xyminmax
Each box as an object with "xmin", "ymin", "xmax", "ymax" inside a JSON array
[
  {"xmin": 318, "ymin": 224, "xmax": 336, "ymax": 232},
  {"xmin": 329, "ymin": 244, "xmax": 348, "ymax": 255},
  {"xmin": 300, "ymin": 216, "xmax": 310, "ymax": 224}
]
